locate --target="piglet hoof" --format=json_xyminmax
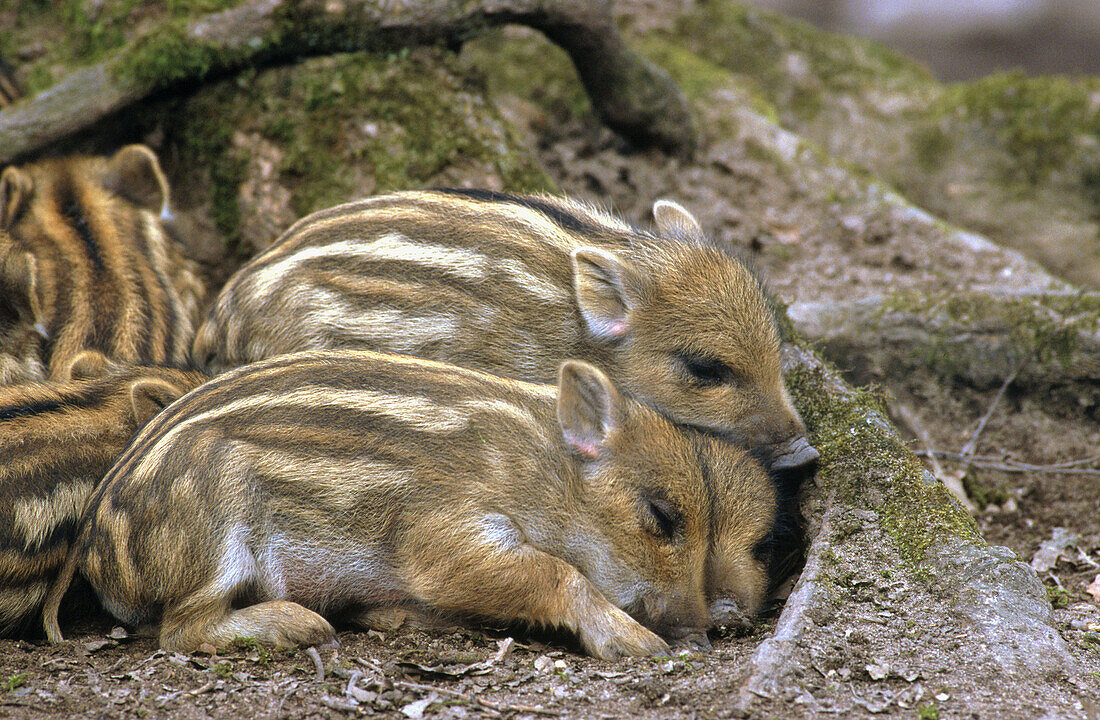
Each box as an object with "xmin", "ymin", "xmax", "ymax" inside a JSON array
[
  {"xmin": 171, "ymin": 600, "xmax": 337, "ymax": 652},
  {"xmin": 709, "ymin": 598, "xmax": 753, "ymax": 634},
  {"xmin": 669, "ymin": 631, "xmax": 712, "ymax": 654},
  {"xmin": 581, "ymin": 609, "xmax": 671, "ymax": 660},
  {"xmin": 266, "ymin": 605, "xmax": 336, "ymax": 649}
]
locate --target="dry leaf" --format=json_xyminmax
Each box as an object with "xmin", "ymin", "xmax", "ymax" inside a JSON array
[
  {"xmin": 401, "ymin": 692, "xmax": 438, "ymax": 719},
  {"xmin": 1086, "ymin": 574, "xmax": 1100, "ymax": 603},
  {"xmin": 1030, "ymin": 527, "xmax": 1079, "ymax": 573},
  {"xmin": 82, "ymin": 639, "xmax": 116, "ymax": 654}
]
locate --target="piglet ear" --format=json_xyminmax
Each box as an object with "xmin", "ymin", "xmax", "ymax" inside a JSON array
[
  {"xmin": 129, "ymin": 377, "xmax": 186, "ymax": 423},
  {"xmin": 0, "ymin": 165, "xmax": 33, "ymax": 228},
  {"xmin": 652, "ymin": 199, "xmax": 703, "ymax": 238},
  {"xmin": 571, "ymin": 247, "xmax": 643, "ymax": 342},
  {"xmin": 557, "ymin": 361, "xmax": 622, "ymax": 460},
  {"xmin": 104, "ymin": 144, "xmax": 172, "ymax": 219}
]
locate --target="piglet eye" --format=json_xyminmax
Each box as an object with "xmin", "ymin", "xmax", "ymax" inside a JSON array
[
  {"xmin": 642, "ymin": 495, "xmax": 679, "ymax": 540},
  {"xmin": 679, "ymin": 353, "xmax": 732, "ymax": 386}
]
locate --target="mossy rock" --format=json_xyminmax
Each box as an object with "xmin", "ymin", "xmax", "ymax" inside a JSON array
[
  {"xmin": 161, "ymin": 47, "xmax": 554, "ymax": 257},
  {"xmin": 621, "ymin": 1, "xmax": 1100, "ymax": 290},
  {"xmin": 2, "ymin": 0, "xmax": 243, "ymax": 96},
  {"xmin": 459, "ymin": 27, "xmax": 594, "ymax": 127},
  {"xmin": 785, "ymin": 357, "xmax": 980, "ymax": 571}
]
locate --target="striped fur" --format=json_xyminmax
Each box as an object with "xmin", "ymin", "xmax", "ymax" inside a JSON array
[
  {"xmin": 0, "ymin": 362, "xmax": 207, "ymax": 634},
  {"xmin": 44, "ymin": 350, "xmax": 775, "ymax": 659},
  {"xmin": 192, "ymin": 190, "xmax": 814, "ymax": 470},
  {"xmin": 0, "ymin": 145, "xmax": 206, "ymax": 384}
]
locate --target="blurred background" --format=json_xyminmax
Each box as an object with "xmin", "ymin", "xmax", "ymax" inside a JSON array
[{"xmin": 747, "ymin": 0, "xmax": 1100, "ymax": 79}]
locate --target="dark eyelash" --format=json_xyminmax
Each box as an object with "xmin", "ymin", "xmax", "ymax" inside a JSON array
[
  {"xmin": 644, "ymin": 496, "xmax": 680, "ymax": 540},
  {"xmin": 679, "ymin": 354, "xmax": 732, "ymax": 386}
]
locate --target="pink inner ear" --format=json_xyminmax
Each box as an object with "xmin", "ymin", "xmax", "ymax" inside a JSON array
[
  {"xmin": 591, "ymin": 317, "xmax": 628, "ymax": 339},
  {"xmin": 563, "ymin": 430, "xmax": 603, "ymax": 460}
]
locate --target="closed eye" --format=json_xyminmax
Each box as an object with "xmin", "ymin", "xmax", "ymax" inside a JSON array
[
  {"xmin": 641, "ymin": 494, "xmax": 681, "ymax": 541},
  {"xmin": 678, "ymin": 353, "xmax": 735, "ymax": 386}
]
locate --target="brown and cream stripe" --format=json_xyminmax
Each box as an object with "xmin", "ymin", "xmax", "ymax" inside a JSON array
[
  {"xmin": 0, "ymin": 364, "xmax": 206, "ymax": 634},
  {"xmin": 0, "ymin": 145, "xmax": 205, "ymax": 383}
]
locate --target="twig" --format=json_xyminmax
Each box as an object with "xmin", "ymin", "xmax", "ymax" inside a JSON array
[
  {"xmin": 305, "ymin": 646, "xmax": 325, "ymax": 682},
  {"xmin": 894, "ymin": 403, "xmax": 975, "ymax": 512},
  {"xmin": 916, "ymin": 450, "xmax": 1100, "ymax": 476},
  {"xmin": 1034, "ymin": 454, "xmax": 1100, "ymax": 468},
  {"xmin": 393, "ymin": 680, "xmax": 502, "ymax": 718},
  {"xmin": 189, "ymin": 680, "xmax": 217, "ymax": 696},
  {"xmin": 958, "ymin": 351, "xmax": 1034, "ymax": 460},
  {"xmin": 355, "ymin": 657, "xmax": 386, "ymax": 676},
  {"xmin": 319, "ymin": 694, "xmax": 359, "ymax": 713},
  {"xmin": 394, "ymin": 678, "xmax": 560, "ymax": 717},
  {"xmin": 274, "ymin": 679, "xmax": 299, "ymax": 714},
  {"xmin": 959, "ymin": 288, "xmax": 1087, "ymax": 460}
]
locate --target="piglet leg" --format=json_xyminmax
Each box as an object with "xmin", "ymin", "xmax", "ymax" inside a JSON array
[
  {"xmin": 403, "ymin": 526, "xmax": 669, "ymax": 661},
  {"xmin": 159, "ymin": 599, "xmax": 335, "ymax": 653}
]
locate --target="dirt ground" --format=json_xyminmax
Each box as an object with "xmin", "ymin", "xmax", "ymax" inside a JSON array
[
  {"xmin": 2, "ymin": 4, "xmax": 1100, "ymax": 719},
  {"xmin": 1, "ymin": 610, "xmax": 774, "ymax": 720},
  {"xmin": 4, "ymin": 112, "xmax": 1097, "ymax": 720}
]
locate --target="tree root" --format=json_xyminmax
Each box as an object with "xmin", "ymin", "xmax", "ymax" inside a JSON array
[{"xmin": 0, "ymin": 0, "xmax": 695, "ymax": 164}]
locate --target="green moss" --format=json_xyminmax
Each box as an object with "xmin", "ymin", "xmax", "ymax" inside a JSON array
[
  {"xmin": 632, "ymin": 34, "xmax": 784, "ymax": 128},
  {"xmin": 632, "ymin": 37, "xmax": 733, "ymax": 101},
  {"xmin": 788, "ymin": 86, "xmax": 823, "ymax": 122},
  {"xmin": 460, "ymin": 28, "xmax": 591, "ymax": 122},
  {"xmin": 165, "ymin": 48, "xmax": 552, "ymax": 244},
  {"xmin": 936, "ymin": 72, "xmax": 1100, "ymax": 184},
  {"xmin": 879, "ymin": 290, "xmax": 1100, "ymax": 371},
  {"xmin": 21, "ymin": 64, "xmax": 55, "ymax": 97},
  {"xmin": 961, "ymin": 475, "xmax": 1007, "ymax": 509},
  {"xmin": 58, "ymin": 0, "xmax": 139, "ymax": 63},
  {"xmin": 1080, "ymin": 164, "xmax": 1100, "ymax": 220},
  {"xmin": 1046, "ymin": 585, "xmax": 1072, "ymax": 610},
  {"xmin": 670, "ymin": 1, "xmax": 929, "ymax": 98},
  {"xmin": 111, "ymin": 16, "xmax": 260, "ymax": 89},
  {"xmin": 916, "ymin": 703, "xmax": 941, "ymax": 720},
  {"xmin": 255, "ymin": 50, "xmax": 552, "ymax": 217},
  {"xmin": 231, "ymin": 637, "xmax": 274, "ymax": 664},
  {"xmin": 0, "ymin": 30, "xmax": 17, "ymax": 63},
  {"xmin": 165, "ymin": 0, "xmax": 240, "ymax": 13},
  {"xmin": 12, "ymin": 0, "xmax": 246, "ymax": 96},
  {"xmin": 8, "ymin": 0, "xmax": 133, "ymax": 71},
  {"xmin": 168, "ymin": 90, "xmax": 248, "ymax": 248},
  {"xmin": 785, "ymin": 361, "xmax": 979, "ymax": 572},
  {"xmin": 770, "ymin": 298, "xmax": 803, "ymax": 346},
  {"xmin": 909, "ymin": 125, "xmax": 953, "ymax": 171}
]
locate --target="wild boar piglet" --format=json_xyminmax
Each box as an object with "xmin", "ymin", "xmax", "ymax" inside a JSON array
[
  {"xmin": 192, "ymin": 190, "xmax": 816, "ymax": 471},
  {"xmin": 0, "ymin": 145, "xmax": 205, "ymax": 385},
  {"xmin": 0, "ymin": 356, "xmax": 206, "ymax": 634},
  {"xmin": 43, "ymin": 351, "xmax": 779, "ymax": 660}
]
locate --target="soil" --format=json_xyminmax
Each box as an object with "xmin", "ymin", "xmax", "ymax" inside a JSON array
[
  {"xmin": 2, "ymin": 3, "xmax": 1099, "ymax": 719},
  {"xmin": 5, "ymin": 113, "xmax": 1097, "ymax": 720},
  {"xmin": 1, "ymin": 613, "xmax": 772, "ymax": 720}
]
